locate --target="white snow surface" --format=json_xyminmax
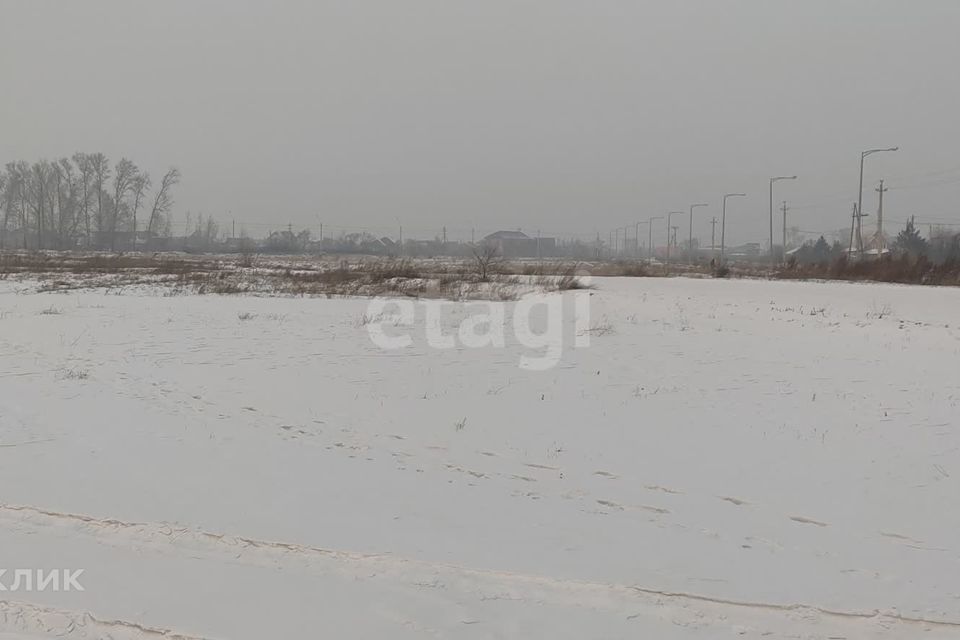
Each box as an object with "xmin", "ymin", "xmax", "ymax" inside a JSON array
[{"xmin": 1, "ymin": 276, "xmax": 959, "ymax": 639}]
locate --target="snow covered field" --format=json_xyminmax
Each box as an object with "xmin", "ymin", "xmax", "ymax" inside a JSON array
[{"xmin": 1, "ymin": 275, "xmax": 959, "ymax": 639}]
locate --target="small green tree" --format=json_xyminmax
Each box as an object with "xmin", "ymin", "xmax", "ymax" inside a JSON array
[
  {"xmin": 893, "ymin": 217, "xmax": 928, "ymax": 257},
  {"xmin": 811, "ymin": 236, "xmax": 831, "ymax": 262}
]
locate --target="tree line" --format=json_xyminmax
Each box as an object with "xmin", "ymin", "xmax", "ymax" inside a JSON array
[
  {"xmin": 790, "ymin": 218, "xmax": 960, "ymax": 265},
  {"xmin": 0, "ymin": 153, "xmax": 180, "ymax": 250}
]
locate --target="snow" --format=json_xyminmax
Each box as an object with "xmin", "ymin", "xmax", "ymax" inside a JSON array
[{"xmin": 1, "ymin": 276, "xmax": 959, "ymax": 638}]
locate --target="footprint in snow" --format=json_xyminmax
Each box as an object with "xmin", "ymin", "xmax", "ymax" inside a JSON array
[{"xmin": 789, "ymin": 516, "xmax": 828, "ymax": 527}]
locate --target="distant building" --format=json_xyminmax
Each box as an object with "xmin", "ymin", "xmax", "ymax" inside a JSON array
[
  {"xmin": 482, "ymin": 230, "xmax": 556, "ymax": 258},
  {"xmin": 728, "ymin": 242, "xmax": 762, "ymax": 259}
]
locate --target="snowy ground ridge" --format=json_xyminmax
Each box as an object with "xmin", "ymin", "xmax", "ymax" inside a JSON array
[
  {"xmin": 3, "ymin": 502, "xmax": 958, "ymax": 637},
  {"xmin": 0, "ymin": 599, "xmax": 209, "ymax": 639}
]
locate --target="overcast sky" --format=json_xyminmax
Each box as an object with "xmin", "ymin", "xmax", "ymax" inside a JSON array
[{"xmin": 2, "ymin": 0, "xmax": 959, "ymax": 246}]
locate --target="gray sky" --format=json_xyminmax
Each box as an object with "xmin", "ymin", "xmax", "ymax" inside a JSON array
[{"xmin": 2, "ymin": 0, "xmax": 960, "ymax": 246}]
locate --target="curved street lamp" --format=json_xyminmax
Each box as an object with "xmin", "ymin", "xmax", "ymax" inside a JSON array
[{"xmin": 721, "ymin": 193, "xmax": 746, "ymax": 263}]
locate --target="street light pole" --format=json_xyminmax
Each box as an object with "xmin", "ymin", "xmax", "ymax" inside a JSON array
[
  {"xmin": 853, "ymin": 147, "xmax": 898, "ymax": 257},
  {"xmin": 648, "ymin": 216, "xmax": 663, "ymax": 264},
  {"xmin": 769, "ymin": 176, "xmax": 797, "ymax": 263},
  {"xmin": 688, "ymin": 203, "xmax": 708, "ymax": 263},
  {"xmin": 781, "ymin": 200, "xmax": 789, "ymax": 262},
  {"xmin": 635, "ymin": 221, "xmax": 649, "ymax": 259},
  {"xmin": 666, "ymin": 211, "xmax": 683, "ymax": 264},
  {"xmin": 721, "ymin": 193, "xmax": 746, "ymax": 264}
]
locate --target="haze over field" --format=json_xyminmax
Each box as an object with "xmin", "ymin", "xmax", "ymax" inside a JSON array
[
  {"xmin": 2, "ymin": 1, "xmax": 960, "ymax": 244},
  {"xmin": 3, "ymin": 3, "xmax": 960, "ymax": 638}
]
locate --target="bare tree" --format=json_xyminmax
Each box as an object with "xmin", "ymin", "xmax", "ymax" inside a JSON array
[
  {"xmin": 203, "ymin": 216, "xmax": 220, "ymax": 249},
  {"xmin": 129, "ymin": 171, "xmax": 151, "ymax": 250},
  {"xmin": 89, "ymin": 153, "xmax": 110, "ymax": 244},
  {"xmin": 28, "ymin": 161, "xmax": 53, "ymax": 249},
  {"xmin": 472, "ymin": 241, "xmax": 501, "ymax": 281},
  {"xmin": 146, "ymin": 167, "xmax": 180, "ymax": 240},
  {"xmin": 1, "ymin": 154, "xmax": 176, "ymax": 250},
  {"xmin": 109, "ymin": 158, "xmax": 138, "ymax": 250},
  {"xmin": 72, "ymin": 153, "xmax": 95, "ymax": 245},
  {"xmin": 0, "ymin": 171, "xmax": 6, "ymax": 248},
  {"xmin": 53, "ymin": 158, "xmax": 79, "ymax": 248},
  {"xmin": 14, "ymin": 161, "xmax": 29, "ymax": 249}
]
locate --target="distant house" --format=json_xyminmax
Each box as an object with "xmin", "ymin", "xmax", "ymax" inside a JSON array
[
  {"xmin": 728, "ymin": 242, "xmax": 762, "ymax": 259},
  {"xmin": 863, "ymin": 231, "xmax": 891, "ymax": 257},
  {"xmin": 482, "ymin": 230, "xmax": 555, "ymax": 258}
]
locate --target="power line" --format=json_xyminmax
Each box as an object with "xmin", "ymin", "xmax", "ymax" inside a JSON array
[{"xmin": 887, "ymin": 174, "xmax": 960, "ymax": 191}]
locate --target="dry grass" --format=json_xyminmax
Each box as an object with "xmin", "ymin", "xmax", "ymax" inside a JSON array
[
  {"xmin": 580, "ymin": 318, "xmax": 615, "ymax": 336},
  {"xmin": 775, "ymin": 255, "xmax": 960, "ymax": 286},
  {"xmin": 514, "ymin": 260, "xmax": 680, "ymax": 278},
  {"xmin": 56, "ymin": 367, "xmax": 89, "ymax": 380},
  {"xmin": 11, "ymin": 250, "xmax": 958, "ymax": 295},
  {"xmin": 2, "ymin": 251, "xmax": 595, "ymax": 300}
]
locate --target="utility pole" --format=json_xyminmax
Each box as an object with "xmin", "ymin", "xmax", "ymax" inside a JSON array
[
  {"xmin": 666, "ymin": 218, "xmax": 671, "ymax": 263},
  {"xmin": 875, "ymin": 179, "xmax": 887, "ymax": 254},
  {"xmin": 634, "ymin": 222, "xmax": 649, "ymax": 259},
  {"xmin": 648, "ymin": 216, "xmax": 663, "ymax": 265},
  {"xmin": 769, "ymin": 176, "xmax": 797, "ymax": 264},
  {"xmin": 856, "ymin": 207, "xmax": 864, "ymax": 256},
  {"xmin": 688, "ymin": 203, "xmax": 707, "ymax": 263},
  {"xmin": 720, "ymin": 193, "xmax": 746, "ymax": 265},
  {"xmin": 666, "ymin": 211, "xmax": 682, "ymax": 264},
  {"xmin": 710, "ymin": 217, "xmax": 718, "ymax": 262},
  {"xmin": 856, "ymin": 206, "xmax": 870, "ymax": 255},
  {"xmin": 781, "ymin": 200, "xmax": 789, "ymax": 263},
  {"xmin": 854, "ymin": 147, "xmax": 898, "ymax": 258},
  {"xmin": 442, "ymin": 226, "xmax": 447, "ymax": 245},
  {"xmin": 232, "ymin": 219, "xmax": 236, "ymax": 239},
  {"xmin": 848, "ymin": 202, "xmax": 857, "ymax": 256},
  {"xmin": 768, "ymin": 181, "xmax": 773, "ymax": 261}
]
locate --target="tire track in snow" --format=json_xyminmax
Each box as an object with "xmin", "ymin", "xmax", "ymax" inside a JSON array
[
  {"xmin": 628, "ymin": 586, "xmax": 960, "ymax": 628},
  {"xmin": 0, "ymin": 599, "xmax": 211, "ymax": 640},
  {"xmin": 2, "ymin": 503, "xmax": 959, "ymax": 631}
]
